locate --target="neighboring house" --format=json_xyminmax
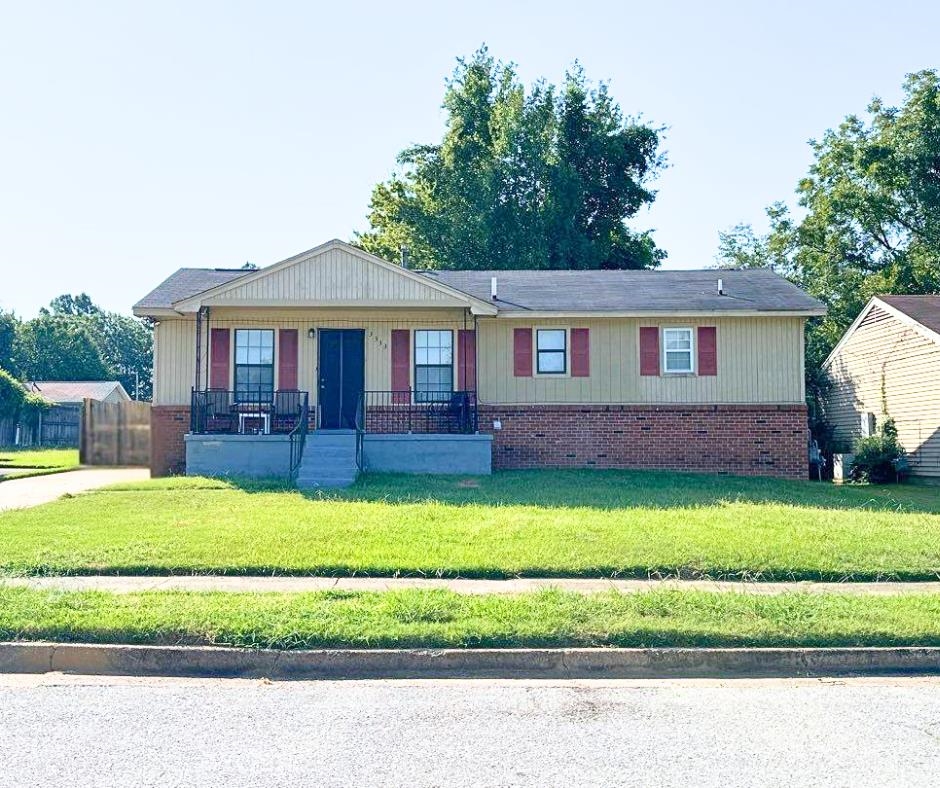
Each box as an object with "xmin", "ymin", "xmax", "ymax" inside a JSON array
[
  {"xmin": 18, "ymin": 381, "xmax": 131, "ymax": 447},
  {"xmin": 823, "ymin": 295, "xmax": 940, "ymax": 480},
  {"xmin": 133, "ymin": 239, "xmax": 824, "ymax": 484}
]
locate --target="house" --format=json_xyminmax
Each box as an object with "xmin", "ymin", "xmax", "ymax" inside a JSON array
[
  {"xmin": 133, "ymin": 239, "xmax": 824, "ymax": 485},
  {"xmin": 29, "ymin": 380, "xmax": 131, "ymax": 405},
  {"xmin": 15, "ymin": 381, "xmax": 132, "ymax": 447},
  {"xmin": 823, "ymin": 295, "xmax": 940, "ymax": 480}
]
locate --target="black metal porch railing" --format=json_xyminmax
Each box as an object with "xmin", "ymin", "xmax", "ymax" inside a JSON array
[
  {"xmin": 190, "ymin": 389, "xmax": 310, "ymax": 436},
  {"xmin": 356, "ymin": 390, "xmax": 478, "ymax": 436}
]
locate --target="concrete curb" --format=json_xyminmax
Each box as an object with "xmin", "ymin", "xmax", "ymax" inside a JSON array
[{"xmin": 2, "ymin": 643, "xmax": 940, "ymax": 679}]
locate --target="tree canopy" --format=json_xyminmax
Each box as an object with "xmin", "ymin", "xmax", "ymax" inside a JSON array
[
  {"xmin": 719, "ymin": 70, "xmax": 940, "ymax": 358},
  {"xmin": 2, "ymin": 294, "xmax": 153, "ymax": 400},
  {"xmin": 717, "ymin": 70, "xmax": 940, "ymax": 433},
  {"xmin": 358, "ymin": 47, "xmax": 665, "ymax": 271}
]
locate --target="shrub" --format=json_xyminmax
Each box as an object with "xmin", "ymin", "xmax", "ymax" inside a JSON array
[
  {"xmin": 851, "ymin": 419, "xmax": 906, "ymax": 483},
  {"xmin": 0, "ymin": 368, "xmax": 49, "ymax": 425}
]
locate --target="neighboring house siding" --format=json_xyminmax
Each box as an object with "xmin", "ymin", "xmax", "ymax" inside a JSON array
[
  {"xmin": 201, "ymin": 247, "xmax": 466, "ymax": 306},
  {"xmin": 476, "ymin": 316, "xmax": 805, "ymax": 405},
  {"xmin": 826, "ymin": 305, "xmax": 940, "ymax": 478}
]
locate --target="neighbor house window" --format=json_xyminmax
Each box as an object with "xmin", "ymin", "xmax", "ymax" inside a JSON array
[
  {"xmin": 536, "ymin": 329, "xmax": 567, "ymax": 374},
  {"xmin": 663, "ymin": 328, "xmax": 694, "ymax": 373},
  {"xmin": 234, "ymin": 329, "xmax": 274, "ymax": 402},
  {"xmin": 414, "ymin": 330, "xmax": 453, "ymax": 402}
]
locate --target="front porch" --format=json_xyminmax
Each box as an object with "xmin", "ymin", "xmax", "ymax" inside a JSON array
[{"xmin": 185, "ymin": 387, "xmax": 490, "ymax": 483}]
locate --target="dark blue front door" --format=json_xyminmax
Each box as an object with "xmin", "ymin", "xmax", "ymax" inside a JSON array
[{"xmin": 318, "ymin": 329, "xmax": 365, "ymax": 429}]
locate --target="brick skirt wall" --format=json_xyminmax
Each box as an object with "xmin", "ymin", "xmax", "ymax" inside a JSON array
[
  {"xmin": 478, "ymin": 404, "xmax": 808, "ymax": 479},
  {"xmin": 151, "ymin": 405, "xmax": 190, "ymax": 477}
]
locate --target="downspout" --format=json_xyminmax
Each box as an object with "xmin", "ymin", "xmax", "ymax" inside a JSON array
[
  {"xmin": 204, "ymin": 307, "xmax": 211, "ymax": 392},
  {"xmin": 194, "ymin": 307, "xmax": 204, "ymax": 392}
]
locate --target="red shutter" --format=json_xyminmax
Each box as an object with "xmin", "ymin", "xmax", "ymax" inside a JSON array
[
  {"xmin": 209, "ymin": 328, "xmax": 230, "ymax": 389},
  {"xmin": 513, "ymin": 328, "xmax": 533, "ymax": 377},
  {"xmin": 278, "ymin": 329, "xmax": 298, "ymax": 389},
  {"xmin": 391, "ymin": 329, "xmax": 410, "ymax": 403},
  {"xmin": 570, "ymin": 328, "xmax": 590, "ymax": 377},
  {"xmin": 458, "ymin": 329, "xmax": 476, "ymax": 391},
  {"xmin": 698, "ymin": 326, "xmax": 717, "ymax": 376},
  {"xmin": 639, "ymin": 327, "xmax": 660, "ymax": 376}
]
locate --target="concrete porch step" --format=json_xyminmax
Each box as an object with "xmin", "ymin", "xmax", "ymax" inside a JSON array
[{"xmin": 296, "ymin": 430, "xmax": 359, "ymax": 489}]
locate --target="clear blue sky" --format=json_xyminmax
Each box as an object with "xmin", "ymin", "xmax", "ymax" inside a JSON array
[{"xmin": 2, "ymin": 0, "xmax": 937, "ymax": 317}]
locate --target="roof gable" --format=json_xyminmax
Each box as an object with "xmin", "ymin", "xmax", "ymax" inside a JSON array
[
  {"xmin": 171, "ymin": 240, "xmax": 497, "ymax": 314},
  {"xmin": 28, "ymin": 380, "xmax": 130, "ymax": 403},
  {"xmin": 823, "ymin": 296, "xmax": 940, "ymax": 368}
]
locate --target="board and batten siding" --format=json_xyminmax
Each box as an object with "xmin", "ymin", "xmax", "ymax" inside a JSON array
[
  {"xmin": 154, "ymin": 311, "xmax": 807, "ymax": 408},
  {"xmin": 825, "ymin": 304, "xmax": 940, "ymax": 478},
  {"xmin": 152, "ymin": 308, "xmax": 471, "ymax": 407},
  {"xmin": 199, "ymin": 246, "xmax": 467, "ymax": 307},
  {"xmin": 476, "ymin": 316, "xmax": 806, "ymax": 405}
]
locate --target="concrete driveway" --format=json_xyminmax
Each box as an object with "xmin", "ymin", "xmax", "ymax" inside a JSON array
[{"xmin": 0, "ymin": 468, "xmax": 150, "ymax": 512}]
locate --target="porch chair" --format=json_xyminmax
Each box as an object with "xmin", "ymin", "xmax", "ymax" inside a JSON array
[
  {"xmin": 272, "ymin": 389, "xmax": 303, "ymax": 433},
  {"xmin": 205, "ymin": 389, "xmax": 235, "ymax": 433}
]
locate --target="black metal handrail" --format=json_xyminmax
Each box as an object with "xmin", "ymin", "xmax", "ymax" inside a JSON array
[
  {"xmin": 357, "ymin": 390, "xmax": 477, "ymax": 436},
  {"xmin": 190, "ymin": 388, "xmax": 310, "ymax": 436},
  {"xmin": 289, "ymin": 395, "xmax": 310, "ymax": 479}
]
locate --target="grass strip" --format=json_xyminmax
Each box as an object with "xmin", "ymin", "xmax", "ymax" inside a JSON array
[
  {"xmin": 0, "ymin": 449, "xmax": 79, "ymax": 470},
  {"xmin": 1, "ymin": 471, "xmax": 939, "ymax": 581},
  {"xmin": 2, "ymin": 587, "xmax": 940, "ymax": 649}
]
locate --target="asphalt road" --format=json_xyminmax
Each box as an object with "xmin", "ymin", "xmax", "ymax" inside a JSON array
[{"xmin": 1, "ymin": 674, "xmax": 938, "ymax": 787}]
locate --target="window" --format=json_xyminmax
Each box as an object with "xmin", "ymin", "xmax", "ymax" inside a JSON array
[
  {"xmin": 414, "ymin": 330, "xmax": 453, "ymax": 402},
  {"xmin": 663, "ymin": 328, "xmax": 694, "ymax": 373},
  {"xmin": 234, "ymin": 329, "xmax": 274, "ymax": 402},
  {"xmin": 536, "ymin": 329, "xmax": 566, "ymax": 374}
]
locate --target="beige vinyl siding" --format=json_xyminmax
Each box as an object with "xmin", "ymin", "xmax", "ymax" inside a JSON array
[
  {"xmin": 152, "ymin": 308, "xmax": 471, "ymax": 406},
  {"xmin": 202, "ymin": 246, "xmax": 466, "ymax": 307},
  {"xmin": 477, "ymin": 316, "xmax": 805, "ymax": 405},
  {"xmin": 826, "ymin": 305, "xmax": 940, "ymax": 478},
  {"xmin": 155, "ymin": 311, "xmax": 806, "ymax": 408}
]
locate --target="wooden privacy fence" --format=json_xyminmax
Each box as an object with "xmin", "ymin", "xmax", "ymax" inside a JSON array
[
  {"xmin": 80, "ymin": 399, "xmax": 151, "ymax": 466},
  {"xmin": 0, "ymin": 404, "xmax": 82, "ymax": 448}
]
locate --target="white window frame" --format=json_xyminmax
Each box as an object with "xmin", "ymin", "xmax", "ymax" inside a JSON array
[
  {"xmin": 662, "ymin": 327, "xmax": 695, "ymax": 375},
  {"xmin": 534, "ymin": 327, "xmax": 569, "ymax": 376},
  {"xmin": 413, "ymin": 329, "xmax": 454, "ymax": 402},
  {"xmin": 233, "ymin": 327, "xmax": 277, "ymax": 401}
]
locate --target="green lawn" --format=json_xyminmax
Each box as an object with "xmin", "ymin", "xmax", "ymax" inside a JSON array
[
  {"xmin": 0, "ymin": 470, "xmax": 938, "ymax": 580},
  {"xmin": 2, "ymin": 586, "xmax": 940, "ymax": 648},
  {"xmin": 0, "ymin": 448, "xmax": 80, "ymax": 479}
]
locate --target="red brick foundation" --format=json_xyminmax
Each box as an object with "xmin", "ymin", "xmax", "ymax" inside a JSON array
[
  {"xmin": 151, "ymin": 405, "xmax": 190, "ymax": 477},
  {"xmin": 478, "ymin": 404, "xmax": 808, "ymax": 479}
]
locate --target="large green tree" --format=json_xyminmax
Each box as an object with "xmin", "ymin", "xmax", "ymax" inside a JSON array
[
  {"xmin": 358, "ymin": 48, "xmax": 665, "ymax": 270},
  {"xmin": 718, "ymin": 70, "xmax": 940, "ymax": 429},
  {"xmin": 11, "ymin": 294, "xmax": 153, "ymax": 399}
]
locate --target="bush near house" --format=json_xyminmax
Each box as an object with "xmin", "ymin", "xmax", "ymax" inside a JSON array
[{"xmin": 852, "ymin": 420, "xmax": 907, "ymax": 484}]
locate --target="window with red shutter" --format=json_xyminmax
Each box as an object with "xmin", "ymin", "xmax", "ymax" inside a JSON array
[
  {"xmin": 639, "ymin": 327, "xmax": 660, "ymax": 376},
  {"xmin": 458, "ymin": 330, "xmax": 476, "ymax": 391},
  {"xmin": 697, "ymin": 326, "xmax": 717, "ymax": 376},
  {"xmin": 513, "ymin": 328, "xmax": 533, "ymax": 377},
  {"xmin": 390, "ymin": 329, "xmax": 410, "ymax": 403},
  {"xmin": 278, "ymin": 329, "xmax": 298, "ymax": 390},
  {"xmin": 209, "ymin": 328, "xmax": 230, "ymax": 389},
  {"xmin": 570, "ymin": 328, "xmax": 590, "ymax": 377}
]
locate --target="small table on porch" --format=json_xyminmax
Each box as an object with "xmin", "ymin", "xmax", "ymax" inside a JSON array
[{"xmin": 238, "ymin": 411, "xmax": 270, "ymax": 435}]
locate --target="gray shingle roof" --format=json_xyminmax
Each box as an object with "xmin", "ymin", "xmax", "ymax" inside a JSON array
[
  {"xmin": 421, "ymin": 268, "xmax": 824, "ymax": 313},
  {"xmin": 134, "ymin": 268, "xmax": 249, "ymax": 311},
  {"xmin": 134, "ymin": 262, "xmax": 823, "ymax": 315},
  {"xmin": 878, "ymin": 295, "xmax": 940, "ymax": 336}
]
